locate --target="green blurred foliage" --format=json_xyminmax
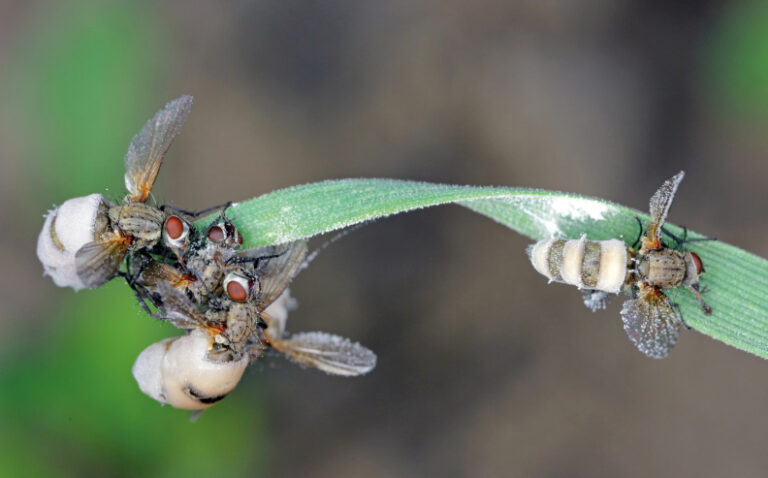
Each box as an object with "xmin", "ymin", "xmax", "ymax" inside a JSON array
[
  {"xmin": 0, "ymin": 286, "xmax": 267, "ymax": 478},
  {"xmin": 10, "ymin": 0, "xmax": 166, "ymax": 202},
  {"xmin": 706, "ymin": 0, "xmax": 768, "ymax": 117},
  {"xmin": 3, "ymin": 2, "xmax": 269, "ymax": 476}
]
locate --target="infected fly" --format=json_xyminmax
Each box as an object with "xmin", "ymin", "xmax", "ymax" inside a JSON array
[
  {"xmin": 74, "ymin": 96, "xmax": 197, "ymax": 288},
  {"xmin": 528, "ymin": 171, "xmax": 712, "ymax": 358},
  {"xmin": 148, "ymin": 239, "xmax": 375, "ymax": 407}
]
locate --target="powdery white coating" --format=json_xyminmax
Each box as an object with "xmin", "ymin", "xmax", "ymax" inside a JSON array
[
  {"xmin": 528, "ymin": 237, "xmax": 628, "ymax": 293},
  {"xmin": 528, "ymin": 240, "xmax": 554, "ymax": 280},
  {"xmin": 596, "ymin": 239, "xmax": 628, "ymax": 293},
  {"xmin": 36, "ymin": 194, "xmax": 105, "ymax": 290},
  {"xmin": 548, "ymin": 196, "xmax": 611, "ymax": 222},
  {"xmin": 132, "ymin": 337, "xmax": 174, "ymax": 403},
  {"xmin": 560, "ymin": 236, "xmax": 586, "ymax": 287},
  {"xmin": 514, "ymin": 195, "xmax": 612, "ymax": 238},
  {"xmin": 132, "ymin": 330, "xmax": 249, "ymax": 410},
  {"xmin": 582, "ymin": 290, "xmax": 610, "ymax": 312}
]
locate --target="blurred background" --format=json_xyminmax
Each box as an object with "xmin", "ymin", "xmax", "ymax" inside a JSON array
[{"xmin": 1, "ymin": 0, "xmax": 768, "ymax": 476}]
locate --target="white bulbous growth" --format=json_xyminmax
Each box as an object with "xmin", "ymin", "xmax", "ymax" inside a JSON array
[
  {"xmin": 262, "ymin": 289, "xmax": 296, "ymax": 338},
  {"xmin": 36, "ymin": 194, "xmax": 106, "ymax": 290},
  {"xmin": 132, "ymin": 329, "xmax": 249, "ymax": 410}
]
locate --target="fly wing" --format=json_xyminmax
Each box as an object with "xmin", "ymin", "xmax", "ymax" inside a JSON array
[
  {"xmin": 242, "ymin": 241, "xmax": 308, "ymax": 311},
  {"xmin": 646, "ymin": 171, "xmax": 684, "ymax": 242},
  {"xmin": 271, "ymin": 331, "xmax": 377, "ymax": 376},
  {"xmin": 155, "ymin": 281, "xmax": 210, "ymax": 331},
  {"xmin": 75, "ymin": 237, "xmax": 130, "ymax": 288},
  {"xmin": 124, "ymin": 96, "xmax": 193, "ymax": 203},
  {"xmin": 137, "ymin": 261, "xmax": 192, "ymax": 288},
  {"xmin": 620, "ymin": 294, "xmax": 681, "ymax": 359}
]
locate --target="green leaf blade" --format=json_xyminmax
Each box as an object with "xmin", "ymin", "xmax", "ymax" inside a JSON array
[{"xmin": 194, "ymin": 178, "xmax": 768, "ymax": 360}]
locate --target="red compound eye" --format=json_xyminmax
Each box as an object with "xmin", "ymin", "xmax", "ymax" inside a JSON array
[
  {"xmin": 690, "ymin": 252, "xmax": 704, "ymax": 275},
  {"xmin": 227, "ymin": 282, "xmax": 247, "ymax": 302},
  {"xmin": 208, "ymin": 225, "xmax": 226, "ymax": 243},
  {"xmin": 165, "ymin": 216, "xmax": 185, "ymax": 239},
  {"xmin": 224, "ymin": 272, "xmax": 250, "ymax": 302},
  {"xmin": 163, "ymin": 216, "xmax": 190, "ymax": 249}
]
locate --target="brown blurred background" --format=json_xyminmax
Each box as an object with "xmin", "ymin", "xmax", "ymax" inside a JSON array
[{"xmin": 2, "ymin": 1, "xmax": 768, "ymax": 477}]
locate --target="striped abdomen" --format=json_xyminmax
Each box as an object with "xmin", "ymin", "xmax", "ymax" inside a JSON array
[{"xmin": 528, "ymin": 237, "xmax": 629, "ymax": 293}]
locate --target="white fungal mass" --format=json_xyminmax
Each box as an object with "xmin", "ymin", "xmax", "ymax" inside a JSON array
[
  {"xmin": 36, "ymin": 194, "xmax": 106, "ymax": 290},
  {"xmin": 132, "ymin": 330, "xmax": 248, "ymax": 410}
]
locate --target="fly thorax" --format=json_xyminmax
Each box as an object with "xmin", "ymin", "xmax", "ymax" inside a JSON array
[
  {"xmin": 188, "ymin": 252, "xmax": 224, "ymax": 291},
  {"xmin": 226, "ymin": 303, "xmax": 256, "ymax": 346},
  {"xmin": 637, "ymin": 249, "xmax": 686, "ymax": 289},
  {"xmin": 113, "ymin": 203, "xmax": 164, "ymax": 247}
]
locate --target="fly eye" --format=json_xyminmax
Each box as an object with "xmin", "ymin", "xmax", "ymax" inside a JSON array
[
  {"xmin": 235, "ymin": 230, "xmax": 243, "ymax": 246},
  {"xmin": 163, "ymin": 216, "xmax": 190, "ymax": 248},
  {"xmin": 690, "ymin": 252, "xmax": 704, "ymax": 274},
  {"xmin": 207, "ymin": 225, "xmax": 226, "ymax": 243},
  {"xmin": 224, "ymin": 272, "xmax": 251, "ymax": 302}
]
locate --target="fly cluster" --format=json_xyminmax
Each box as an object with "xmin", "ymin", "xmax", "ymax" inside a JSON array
[
  {"xmin": 37, "ymin": 96, "xmax": 376, "ymax": 411},
  {"xmin": 528, "ymin": 171, "xmax": 712, "ymax": 359}
]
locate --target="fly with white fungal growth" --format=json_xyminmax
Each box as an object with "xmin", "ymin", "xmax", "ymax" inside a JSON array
[
  {"xmin": 133, "ymin": 239, "xmax": 377, "ymax": 410},
  {"xmin": 37, "ymin": 96, "xmax": 200, "ymax": 290},
  {"xmin": 528, "ymin": 171, "xmax": 712, "ymax": 358},
  {"xmin": 73, "ymin": 96, "xmax": 198, "ymax": 289}
]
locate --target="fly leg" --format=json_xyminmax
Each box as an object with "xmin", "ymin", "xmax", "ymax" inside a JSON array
[
  {"xmin": 119, "ymin": 253, "xmax": 164, "ymax": 316},
  {"xmin": 661, "ymin": 226, "xmax": 716, "ymax": 250},
  {"xmin": 631, "ymin": 217, "xmax": 644, "ymax": 250},
  {"xmin": 160, "ymin": 201, "xmax": 233, "ymax": 218},
  {"xmin": 117, "ymin": 270, "xmax": 158, "ymax": 317},
  {"xmin": 226, "ymin": 252, "xmax": 282, "ymax": 269},
  {"xmin": 687, "ymin": 283, "xmax": 713, "ymax": 315},
  {"xmin": 669, "ymin": 301, "xmax": 692, "ymax": 330}
]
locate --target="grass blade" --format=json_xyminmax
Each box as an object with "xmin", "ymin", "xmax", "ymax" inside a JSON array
[{"xmin": 195, "ymin": 178, "xmax": 768, "ymax": 359}]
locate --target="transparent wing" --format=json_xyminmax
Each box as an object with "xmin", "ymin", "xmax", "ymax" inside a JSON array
[
  {"xmin": 236, "ymin": 241, "xmax": 308, "ymax": 311},
  {"xmin": 646, "ymin": 171, "xmax": 684, "ymax": 242},
  {"xmin": 124, "ymin": 95, "xmax": 193, "ymax": 203},
  {"xmin": 620, "ymin": 293, "xmax": 681, "ymax": 359},
  {"xmin": 155, "ymin": 281, "xmax": 211, "ymax": 331},
  {"xmin": 75, "ymin": 237, "xmax": 130, "ymax": 288},
  {"xmin": 271, "ymin": 331, "xmax": 377, "ymax": 376},
  {"xmin": 136, "ymin": 261, "xmax": 192, "ymax": 288}
]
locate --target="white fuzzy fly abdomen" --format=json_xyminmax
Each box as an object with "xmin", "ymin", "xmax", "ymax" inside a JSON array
[{"xmin": 527, "ymin": 236, "xmax": 629, "ymax": 293}]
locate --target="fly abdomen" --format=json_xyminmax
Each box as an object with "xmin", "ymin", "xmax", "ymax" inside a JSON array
[{"xmin": 528, "ymin": 236, "xmax": 628, "ymax": 293}]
